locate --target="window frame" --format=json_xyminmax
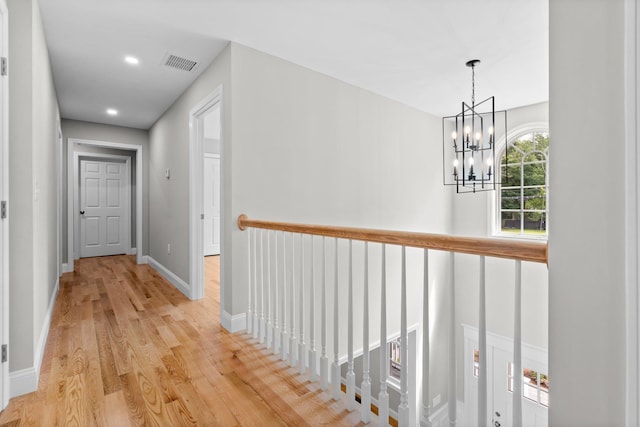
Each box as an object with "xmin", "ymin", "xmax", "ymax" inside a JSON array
[{"xmin": 492, "ymin": 123, "xmax": 550, "ymax": 241}]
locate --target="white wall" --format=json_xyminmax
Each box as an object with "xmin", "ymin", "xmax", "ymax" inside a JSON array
[
  {"xmin": 61, "ymin": 119, "xmax": 150, "ymax": 258},
  {"xmin": 7, "ymin": 0, "xmax": 60, "ymax": 378},
  {"xmin": 549, "ymin": 0, "xmax": 626, "ymax": 425}
]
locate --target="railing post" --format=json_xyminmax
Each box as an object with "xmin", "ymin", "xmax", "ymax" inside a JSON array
[
  {"xmin": 478, "ymin": 256, "xmax": 487, "ymax": 427},
  {"xmin": 253, "ymin": 229, "xmax": 259, "ymax": 338},
  {"xmin": 448, "ymin": 251, "xmax": 457, "ymax": 426},
  {"xmin": 332, "ymin": 238, "xmax": 341, "ymax": 400},
  {"xmin": 379, "ymin": 243, "xmax": 389, "ymax": 426},
  {"xmin": 260, "ymin": 230, "xmax": 266, "ymax": 344},
  {"xmin": 298, "ymin": 234, "xmax": 306, "ymax": 375},
  {"xmin": 281, "ymin": 231, "xmax": 288, "ymax": 361},
  {"xmin": 289, "ymin": 232, "xmax": 297, "ymax": 367},
  {"xmin": 513, "ymin": 260, "xmax": 523, "ymax": 427},
  {"xmin": 346, "ymin": 239, "xmax": 356, "ymax": 411},
  {"xmin": 398, "ymin": 246, "xmax": 410, "ymax": 426},
  {"xmin": 320, "ymin": 236, "xmax": 329, "ymax": 390},
  {"xmin": 247, "ymin": 228, "xmax": 253, "ymax": 335},
  {"xmin": 421, "ymin": 249, "xmax": 430, "ymax": 427},
  {"xmin": 274, "ymin": 231, "xmax": 280, "ymax": 355},
  {"xmin": 267, "ymin": 231, "xmax": 273, "ymax": 349},
  {"xmin": 309, "ymin": 236, "xmax": 317, "ymax": 380},
  {"xmin": 361, "ymin": 242, "xmax": 371, "ymax": 423}
]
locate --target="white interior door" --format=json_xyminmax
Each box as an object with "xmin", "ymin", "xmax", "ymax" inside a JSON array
[
  {"xmin": 80, "ymin": 159, "xmax": 129, "ymax": 258},
  {"xmin": 204, "ymin": 154, "xmax": 220, "ymax": 256}
]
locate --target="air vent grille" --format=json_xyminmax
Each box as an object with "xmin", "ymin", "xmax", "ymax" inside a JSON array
[{"xmin": 164, "ymin": 54, "xmax": 198, "ymax": 72}]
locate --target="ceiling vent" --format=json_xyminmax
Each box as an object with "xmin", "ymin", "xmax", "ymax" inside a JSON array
[{"xmin": 163, "ymin": 54, "xmax": 198, "ymax": 72}]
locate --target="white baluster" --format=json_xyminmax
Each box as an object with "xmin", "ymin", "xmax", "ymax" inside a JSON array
[
  {"xmin": 421, "ymin": 249, "xmax": 430, "ymax": 426},
  {"xmin": 281, "ymin": 231, "xmax": 288, "ymax": 361},
  {"xmin": 309, "ymin": 236, "xmax": 317, "ymax": 380},
  {"xmin": 266, "ymin": 231, "xmax": 273, "ymax": 348},
  {"xmin": 361, "ymin": 242, "xmax": 371, "ymax": 423},
  {"xmin": 298, "ymin": 234, "xmax": 306, "ymax": 375},
  {"xmin": 320, "ymin": 236, "xmax": 329, "ymax": 390},
  {"xmin": 346, "ymin": 239, "xmax": 356, "ymax": 411},
  {"xmin": 289, "ymin": 233, "xmax": 297, "ymax": 367},
  {"xmin": 273, "ymin": 231, "xmax": 280, "ymax": 355},
  {"xmin": 448, "ymin": 252, "xmax": 457, "ymax": 426},
  {"xmin": 247, "ymin": 228, "xmax": 253, "ymax": 335},
  {"xmin": 378, "ymin": 244, "xmax": 389, "ymax": 426},
  {"xmin": 398, "ymin": 246, "xmax": 410, "ymax": 426},
  {"xmin": 332, "ymin": 238, "xmax": 341, "ymax": 400},
  {"xmin": 513, "ymin": 260, "xmax": 523, "ymax": 427},
  {"xmin": 478, "ymin": 256, "xmax": 487, "ymax": 427},
  {"xmin": 253, "ymin": 229, "xmax": 259, "ymax": 339},
  {"xmin": 259, "ymin": 230, "xmax": 266, "ymax": 344}
]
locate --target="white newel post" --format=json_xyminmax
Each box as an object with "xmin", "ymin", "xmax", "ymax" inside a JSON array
[
  {"xmin": 361, "ymin": 242, "xmax": 371, "ymax": 423},
  {"xmin": 513, "ymin": 260, "xmax": 523, "ymax": 427},
  {"xmin": 346, "ymin": 239, "xmax": 356, "ymax": 411},
  {"xmin": 478, "ymin": 256, "xmax": 487, "ymax": 427},
  {"xmin": 289, "ymin": 233, "xmax": 297, "ymax": 367},
  {"xmin": 449, "ymin": 251, "xmax": 457, "ymax": 426},
  {"xmin": 320, "ymin": 236, "xmax": 329, "ymax": 390},
  {"xmin": 253, "ymin": 229, "xmax": 259, "ymax": 339},
  {"xmin": 398, "ymin": 246, "xmax": 410, "ymax": 426},
  {"xmin": 247, "ymin": 228, "xmax": 253, "ymax": 335},
  {"xmin": 332, "ymin": 238, "xmax": 341, "ymax": 400},
  {"xmin": 421, "ymin": 249, "xmax": 430, "ymax": 426},
  {"xmin": 309, "ymin": 236, "xmax": 317, "ymax": 380},
  {"xmin": 299, "ymin": 234, "xmax": 306, "ymax": 375},
  {"xmin": 281, "ymin": 231, "xmax": 288, "ymax": 361},
  {"xmin": 379, "ymin": 244, "xmax": 389, "ymax": 426}
]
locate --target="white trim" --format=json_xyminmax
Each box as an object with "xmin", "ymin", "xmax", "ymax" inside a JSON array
[
  {"xmin": 9, "ymin": 368, "xmax": 36, "ymax": 398},
  {"xmin": 221, "ymin": 310, "xmax": 246, "ymax": 333},
  {"xmin": 145, "ymin": 255, "xmax": 190, "ymax": 299},
  {"xmin": 0, "ymin": 0, "xmax": 8, "ymax": 410},
  {"xmin": 189, "ymin": 87, "xmax": 223, "ymax": 301},
  {"xmin": 625, "ymin": 0, "xmax": 640, "ymax": 425},
  {"xmin": 61, "ymin": 263, "xmax": 72, "ymax": 273},
  {"xmin": 67, "ymin": 138, "xmax": 144, "ymax": 272},
  {"xmin": 10, "ymin": 277, "xmax": 59, "ymax": 398},
  {"xmin": 129, "ymin": 247, "xmax": 137, "ymax": 256},
  {"xmin": 74, "ymin": 153, "xmax": 131, "ymax": 259}
]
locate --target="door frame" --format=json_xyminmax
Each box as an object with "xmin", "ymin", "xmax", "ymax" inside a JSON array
[
  {"xmin": 189, "ymin": 86, "xmax": 223, "ymax": 300},
  {"xmin": 0, "ymin": 0, "xmax": 8, "ymax": 410},
  {"xmin": 204, "ymin": 153, "xmax": 221, "ymax": 256},
  {"xmin": 66, "ymin": 138, "xmax": 143, "ymax": 271},
  {"xmin": 75, "ymin": 154, "xmax": 131, "ymax": 259}
]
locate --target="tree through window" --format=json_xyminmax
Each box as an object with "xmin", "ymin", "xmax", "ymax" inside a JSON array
[{"xmin": 499, "ymin": 131, "xmax": 549, "ymax": 237}]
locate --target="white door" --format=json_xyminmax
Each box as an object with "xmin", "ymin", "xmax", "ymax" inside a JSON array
[
  {"xmin": 204, "ymin": 154, "xmax": 220, "ymax": 256},
  {"xmin": 80, "ymin": 159, "xmax": 129, "ymax": 258},
  {"xmin": 493, "ymin": 348, "xmax": 548, "ymax": 427}
]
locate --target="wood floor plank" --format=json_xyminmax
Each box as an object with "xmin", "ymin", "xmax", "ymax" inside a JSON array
[{"xmin": 0, "ymin": 255, "xmax": 361, "ymax": 426}]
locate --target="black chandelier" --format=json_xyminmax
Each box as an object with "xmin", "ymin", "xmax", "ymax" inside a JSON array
[{"xmin": 442, "ymin": 59, "xmax": 507, "ymax": 194}]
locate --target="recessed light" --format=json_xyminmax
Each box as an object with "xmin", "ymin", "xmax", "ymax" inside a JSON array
[
  {"xmin": 106, "ymin": 109, "xmax": 118, "ymax": 116},
  {"xmin": 124, "ymin": 56, "xmax": 139, "ymax": 65}
]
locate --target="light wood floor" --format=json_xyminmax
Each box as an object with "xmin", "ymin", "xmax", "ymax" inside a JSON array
[{"xmin": 0, "ymin": 255, "xmax": 364, "ymax": 426}]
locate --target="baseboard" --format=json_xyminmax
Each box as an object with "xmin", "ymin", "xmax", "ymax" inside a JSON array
[
  {"xmin": 61, "ymin": 263, "xmax": 73, "ymax": 273},
  {"xmin": 9, "ymin": 367, "xmax": 37, "ymax": 398},
  {"xmin": 145, "ymin": 255, "xmax": 191, "ymax": 299},
  {"xmin": 129, "ymin": 247, "xmax": 137, "ymax": 255},
  {"xmin": 10, "ymin": 277, "xmax": 59, "ymax": 398},
  {"xmin": 221, "ymin": 310, "xmax": 246, "ymax": 333}
]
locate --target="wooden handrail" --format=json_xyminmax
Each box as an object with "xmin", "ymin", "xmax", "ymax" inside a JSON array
[{"xmin": 237, "ymin": 215, "xmax": 548, "ymax": 264}]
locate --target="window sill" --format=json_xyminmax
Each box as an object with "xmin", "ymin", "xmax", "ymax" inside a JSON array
[{"xmin": 492, "ymin": 232, "xmax": 547, "ymax": 242}]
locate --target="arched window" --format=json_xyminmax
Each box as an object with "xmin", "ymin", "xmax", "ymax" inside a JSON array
[{"xmin": 497, "ymin": 131, "xmax": 549, "ymax": 238}]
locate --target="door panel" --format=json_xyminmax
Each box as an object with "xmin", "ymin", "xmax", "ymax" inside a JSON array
[
  {"xmin": 204, "ymin": 155, "xmax": 220, "ymax": 256},
  {"xmin": 80, "ymin": 159, "xmax": 129, "ymax": 257}
]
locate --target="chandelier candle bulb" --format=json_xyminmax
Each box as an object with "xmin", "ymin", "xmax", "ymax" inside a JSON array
[{"xmin": 453, "ymin": 158, "xmax": 459, "ymax": 176}]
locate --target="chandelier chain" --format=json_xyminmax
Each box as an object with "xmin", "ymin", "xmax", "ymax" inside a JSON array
[{"xmin": 471, "ymin": 64, "xmax": 475, "ymax": 107}]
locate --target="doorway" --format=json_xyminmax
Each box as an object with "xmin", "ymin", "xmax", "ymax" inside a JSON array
[
  {"xmin": 78, "ymin": 156, "xmax": 130, "ymax": 258},
  {"xmin": 203, "ymin": 104, "xmax": 221, "ymax": 257}
]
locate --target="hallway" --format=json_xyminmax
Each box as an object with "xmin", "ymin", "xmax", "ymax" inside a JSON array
[{"xmin": 0, "ymin": 256, "xmax": 360, "ymax": 426}]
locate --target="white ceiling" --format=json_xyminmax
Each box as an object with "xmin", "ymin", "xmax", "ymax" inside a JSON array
[{"xmin": 38, "ymin": 0, "xmax": 548, "ymax": 130}]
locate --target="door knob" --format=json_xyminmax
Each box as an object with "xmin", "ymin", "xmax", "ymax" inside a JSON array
[
  {"xmin": 80, "ymin": 210, "xmax": 85, "ymax": 215},
  {"xmin": 494, "ymin": 422, "xmax": 501, "ymax": 427}
]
